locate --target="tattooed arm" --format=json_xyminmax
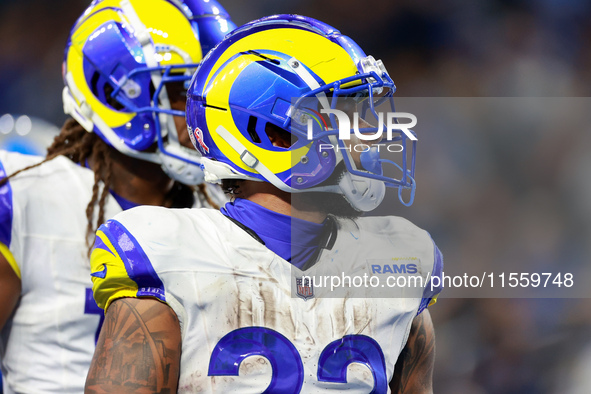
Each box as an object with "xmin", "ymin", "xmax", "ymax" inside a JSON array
[
  {"xmin": 389, "ymin": 310, "xmax": 436, "ymax": 394},
  {"xmin": 85, "ymin": 297, "xmax": 182, "ymax": 394},
  {"xmin": 0, "ymin": 252, "xmax": 20, "ymax": 330}
]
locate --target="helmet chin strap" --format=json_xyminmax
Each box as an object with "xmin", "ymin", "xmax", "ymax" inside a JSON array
[
  {"xmin": 336, "ymin": 171, "xmax": 386, "ymax": 212},
  {"xmin": 214, "ymin": 125, "xmax": 299, "ymax": 193},
  {"xmin": 160, "ymin": 145, "xmax": 205, "ymax": 185},
  {"xmin": 200, "ymin": 157, "xmax": 261, "ymax": 184},
  {"xmin": 212, "ymin": 125, "xmax": 384, "ymax": 211}
]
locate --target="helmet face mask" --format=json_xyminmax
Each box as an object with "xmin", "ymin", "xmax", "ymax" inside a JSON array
[
  {"xmin": 186, "ymin": 14, "xmax": 417, "ymax": 209},
  {"xmin": 288, "ymin": 67, "xmax": 415, "ymax": 185},
  {"xmin": 287, "ymin": 63, "xmax": 417, "ymax": 211},
  {"xmin": 63, "ymin": 0, "xmax": 235, "ymax": 185}
]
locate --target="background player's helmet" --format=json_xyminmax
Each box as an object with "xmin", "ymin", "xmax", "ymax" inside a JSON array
[
  {"xmin": 186, "ymin": 14, "xmax": 417, "ymax": 210},
  {"xmin": 62, "ymin": 0, "xmax": 235, "ymax": 185},
  {"xmin": 180, "ymin": 0, "xmax": 236, "ymax": 55}
]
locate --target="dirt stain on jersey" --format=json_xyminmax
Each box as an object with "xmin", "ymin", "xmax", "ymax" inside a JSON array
[
  {"xmin": 352, "ymin": 299, "xmax": 372, "ymax": 335},
  {"xmin": 232, "ymin": 261, "xmax": 297, "ymax": 340},
  {"xmin": 259, "ymin": 282, "xmax": 298, "ymax": 339}
]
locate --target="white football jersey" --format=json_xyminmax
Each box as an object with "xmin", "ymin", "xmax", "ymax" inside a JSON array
[
  {"xmin": 0, "ymin": 150, "xmax": 225, "ymax": 393},
  {"xmin": 91, "ymin": 206, "xmax": 442, "ymax": 393},
  {"xmin": 0, "ymin": 151, "xmax": 122, "ymax": 393}
]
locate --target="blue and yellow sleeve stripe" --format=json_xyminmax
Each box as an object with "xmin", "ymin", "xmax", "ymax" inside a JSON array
[
  {"xmin": 90, "ymin": 219, "xmax": 165, "ymax": 311},
  {"xmin": 0, "ymin": 242, "xmax": 20, "ymax": 279},
  {"xmin": 417, "ymin": 241, "xmax": 443, "ymax": 315},
  {"xmin": 0, "ymin": 158, "xmax": 19, "ymax": 278}
]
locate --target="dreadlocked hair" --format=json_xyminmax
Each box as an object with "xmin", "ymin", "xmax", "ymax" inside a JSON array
[
  {"xmin": 50, "ymin": 119, "xmax": 114, "ymax": 254},
  {"xmin": 0, "ymin": 118, "xmax": 113, "ymax": 254}
]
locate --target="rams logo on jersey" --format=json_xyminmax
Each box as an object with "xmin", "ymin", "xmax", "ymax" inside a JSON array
[{"xmin": 371, "ymin": 263, "xmax": 418, "ymax": 274}]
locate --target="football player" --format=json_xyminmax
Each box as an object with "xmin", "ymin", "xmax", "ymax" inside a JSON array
[
  {"xmin": 0, "ymin": 0, "xmax": 235, "ymax": 392},
  {"xmin": 87, "ymin": 14, "xmax": 443, "ymax": 393}
]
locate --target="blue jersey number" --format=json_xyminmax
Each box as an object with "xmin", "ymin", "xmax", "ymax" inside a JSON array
[
  {"xmin": 208, "ymin": 327, "xmax": 303, "ymax": 393},
  {"xmin": 209, "ymin": 327, "xmax": 387, "ymax": 393},
  {"xmin": 318, "ymin": 335, "xmax": 387, "ymax": 393}
]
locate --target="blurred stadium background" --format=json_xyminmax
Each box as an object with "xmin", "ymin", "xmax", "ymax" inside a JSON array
[{"xmin": 1, "ymin": 0, "xmax": 590, "ymax": 393}]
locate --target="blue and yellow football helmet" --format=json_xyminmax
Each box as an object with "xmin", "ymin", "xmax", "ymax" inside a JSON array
[
  {"xmin": 186, "ymin": 14, "xmax": 417, "ymax": 210},
  {"xmin": 62, "ymin": 0, "xmax": 235, "ymax": 185}
]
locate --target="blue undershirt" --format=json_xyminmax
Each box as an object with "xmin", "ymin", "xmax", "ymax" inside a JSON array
[
  {"xmin": 221, "ymin": 198, "xmax": 326, "ymax": 269},
  {"xmin": 110, "ymin": 190, "xmax": 139, "ymax": 211}
]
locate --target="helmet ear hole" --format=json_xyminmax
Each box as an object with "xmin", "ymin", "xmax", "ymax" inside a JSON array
[
  {"xmin": 90, "ymin": 72, "xmax": 101, "ymax": 99},
  {"xmin": 90, "ymin": 71, "xmax": 125, "ymax": 111},
  {"xmin": 265, "ymin": 122, "xmax": 295, "ymax": 149},
  {"xmin": 103, "ymin": 83, "xmax": 125, "ymax": 110}
]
